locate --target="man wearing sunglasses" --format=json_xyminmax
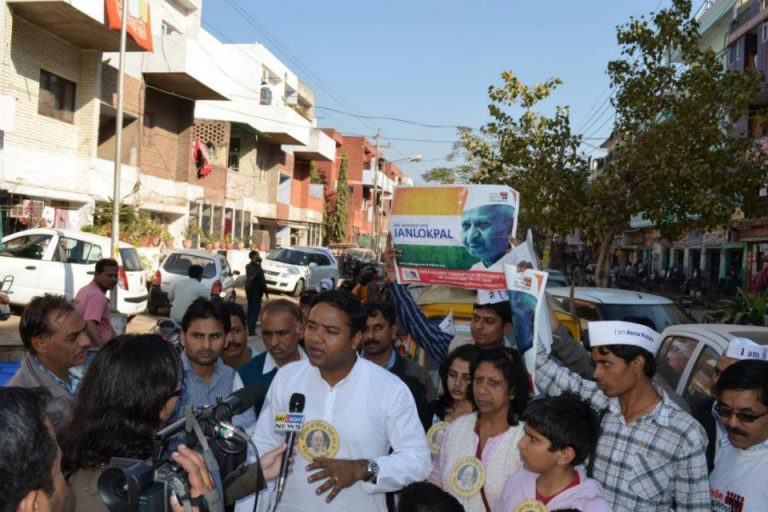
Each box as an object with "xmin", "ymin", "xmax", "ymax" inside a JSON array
[{"xmin": 709, "ymin": 359, "xmax": 768, "ymax": 512}]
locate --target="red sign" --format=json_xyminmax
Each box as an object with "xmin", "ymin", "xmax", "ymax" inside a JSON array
[{"xmin": 105, "ymin": 0, "xmax": 153, "ymax": 52}]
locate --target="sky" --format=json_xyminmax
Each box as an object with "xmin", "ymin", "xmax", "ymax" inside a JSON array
[{"xmin": 201, "ymin": 0, "xmax": 681, "ymax": 182}]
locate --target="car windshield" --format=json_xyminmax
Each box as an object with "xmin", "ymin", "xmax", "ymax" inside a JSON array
[
  {"xmin": 119, "ymin": 248, "xmax": 143, "ymax": 271},
  {"xmin": 268, "ymin": 248, "xmax": 310, "ymax": 266},
  {"xmin": 164, "ymin": 254, "xmax": 216, "ymax": 278},
  {"xmin": 596, "ymin": 303, "xmax": 692, "ymax": 332}
]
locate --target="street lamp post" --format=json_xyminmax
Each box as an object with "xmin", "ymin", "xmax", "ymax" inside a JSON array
[{"xmin": 371, "ymin": 129, "xmax": 421, "ymax": 258}]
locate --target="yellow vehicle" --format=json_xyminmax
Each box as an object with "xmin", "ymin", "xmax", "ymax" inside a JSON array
[{"xmin": 414, "ymin": 285, "xmax": 581, "ymax": 342}]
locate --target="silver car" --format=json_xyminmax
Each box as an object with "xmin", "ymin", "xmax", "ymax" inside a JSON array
[{"xmin": 148, "ymin": 250, "xmax": 238, "ymax": 315}]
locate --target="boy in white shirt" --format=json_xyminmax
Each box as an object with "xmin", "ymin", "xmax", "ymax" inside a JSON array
[{"xmin": 497, "ymin": 394, "xmax": 611, "ymax": 512}]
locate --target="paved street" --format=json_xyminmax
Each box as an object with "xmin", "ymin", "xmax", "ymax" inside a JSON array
[{"xmin": 0, "ymin": 286, "xmax": 288, "ymax": 357}]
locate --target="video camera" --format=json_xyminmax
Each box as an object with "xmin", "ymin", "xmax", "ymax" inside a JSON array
[{"xmin": 98, "ymin": 384, "xmax": 264, "ymax": 512}]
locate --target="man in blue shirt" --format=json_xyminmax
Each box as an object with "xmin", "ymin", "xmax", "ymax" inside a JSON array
[
  {"xmin": 238, "ymin": 299, "xmax": 306, "ymax": 416},
  {"xmin": 177, "ymin": 298, "xmax": 256, "ymax": 430}
]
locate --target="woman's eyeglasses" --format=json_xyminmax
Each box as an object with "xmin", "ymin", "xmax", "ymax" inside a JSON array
[{"xmin": 714, "ymin": 402, "xmax": 768, "ymax": 423}]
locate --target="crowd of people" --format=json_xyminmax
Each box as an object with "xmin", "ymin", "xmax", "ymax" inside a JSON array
[{"xmin": 1, "ymin": 254, "xmax": 767, "ymax": 512}]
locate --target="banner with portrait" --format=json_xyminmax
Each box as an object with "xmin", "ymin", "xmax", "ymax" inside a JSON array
[
  {"xmin": 504, "ymin": 266, "xmax": 548, "ymax": 392},
  {"xmin": 390, "ymin": 185, "xmax": 520, "ymax": 289}
]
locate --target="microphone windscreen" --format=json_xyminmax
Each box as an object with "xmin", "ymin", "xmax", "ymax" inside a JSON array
[{"xmin": 289, "ymin": 393, "xmax": 306, "ymax": 413}]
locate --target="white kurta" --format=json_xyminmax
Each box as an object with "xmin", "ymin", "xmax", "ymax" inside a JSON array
[
  {"xmin": 236, "ymin": 357, "xmax": 431, "ymax": 512},
  {"xmin": 710, "ymin": 437, "xmax": 768, "ymax": 512}
]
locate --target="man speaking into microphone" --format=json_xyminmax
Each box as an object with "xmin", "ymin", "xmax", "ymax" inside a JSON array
[{"xmin": 237, "ymin": 290, "xmax": 431, "ymax": 511}]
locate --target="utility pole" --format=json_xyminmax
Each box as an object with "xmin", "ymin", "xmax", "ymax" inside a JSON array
[
  {"xmin": 109, "ymin": 0, "xmax": 128, "ymax": 311},
  {"xmin": 372, "ymin": 129, "xmax": 390, "ymax": 259}
]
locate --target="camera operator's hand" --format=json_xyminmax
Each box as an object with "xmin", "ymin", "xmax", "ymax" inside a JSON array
[
  {"xmin": 169, "ymin": 445, "xmax": 216, "ymax": 512},
  {"xmin": 260, "ymin": 443, "xmax": 290, "ymax": 481}
]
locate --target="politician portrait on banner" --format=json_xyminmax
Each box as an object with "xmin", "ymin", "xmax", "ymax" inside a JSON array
[{"xmin": 390, "ymin": 185, "xmax": 520, "ymax": 290}]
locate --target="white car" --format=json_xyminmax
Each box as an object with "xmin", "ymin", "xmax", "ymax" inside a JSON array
[
  {"xmin": 262, "ymin": 247, "xmax": 339, "ymax": 296},
  {"xmin": 656, "ymin": 324, "xmax": 768, "ymax": 413},
  {"xmin": 0, "ymin": 228, "xmax": 148, "ymax": 316},
  {"xmin": 547, "ymin": 287, "xmax": 693, "ymax": 340}
]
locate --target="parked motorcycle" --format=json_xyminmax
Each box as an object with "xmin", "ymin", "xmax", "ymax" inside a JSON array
[{"xmin": 150, "ymin": 317, "xmax": 182, "ymax": 352}]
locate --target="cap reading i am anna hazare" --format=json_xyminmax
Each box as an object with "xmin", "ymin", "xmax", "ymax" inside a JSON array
[{"xmin": 588, "ymin": 321, "xmax": 662, "ymax": 354}]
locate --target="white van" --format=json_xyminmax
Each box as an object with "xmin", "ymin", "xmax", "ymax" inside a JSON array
[{"xmin": 0, "ymin": 228, "xmax": 148, "ymax": 316}]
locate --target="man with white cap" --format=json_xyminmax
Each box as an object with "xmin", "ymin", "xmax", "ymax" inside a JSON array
[
  {"xmin": 535, "ymin": 320, "xmax": 710, "ymax": 511},
  {"xmin": 709, "ymin": 359, "xmax": 768, "ymax": 512},
  {"xmin": 693, "ymin": 337, "xmax": 768, "ymax": 471}
]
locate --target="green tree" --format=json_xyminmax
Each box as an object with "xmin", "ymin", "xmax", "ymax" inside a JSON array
[
  {"xmin": 584, "ymin": 0, "xmax": 765, "ymax": 283},
  {"xmin": 330, "ymin": 153, "xmax": 349, "ymax": 243},
  {"xmin": 460, "ymin": 73, "xmax": 590, "ymax": 240},
  {"xmin": 421, "ymin": 165, "xmax": 475, "ymax": 184},
  {"xmin": 310, "ymin": 162, "xmax": 324, "ymax": 185},
  {"xmin": 463, "ymin": 0, "xmax": 766, "ymax": 285}
]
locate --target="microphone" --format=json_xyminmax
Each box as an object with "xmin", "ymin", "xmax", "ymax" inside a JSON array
[
  {"xmin": 213, "ymin": 383, "xmax": 266, "ymax": 421},
  {"xmin": 275, "ymin": 393, "xmax": 305, "ymax": 506}
]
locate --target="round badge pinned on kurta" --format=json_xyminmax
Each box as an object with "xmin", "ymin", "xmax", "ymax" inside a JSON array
[
  {"xmin": 426, "ymin": 421, "xmax": 449, "ymax": 455},
  {"xmin": 514, "ymin": 499, "xmax": 548, "ymax": 512},
  {"xmin": 298, "ymin": 420, "xmax": 339, "ymax": 460},
  {"xmin": 449, "ymin": 456, "xmax": 485, "ymax": 497}
]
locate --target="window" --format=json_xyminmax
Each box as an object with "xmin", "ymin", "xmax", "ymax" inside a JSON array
[
  {"xmin": 258, "ymin": 159, "xmax": 268, "ymax": 183},
  {"xmin": 52, "ymin": 237, "xmax": 102, "ymax": 264},
  {"xmin": 0, "ymin": 234, "xmax": 52, "ymax": 260},
  {"xmin": 260, "ymin": 84, "xmax": 272, "ymax": 106},
  {"xmin": 762, "ymin": 22, "xmax": 768, "ymax": 43},
  {"xmin": 656, "ymin": 336, "xmax": 698, "ymax": 390},
  {"xmin": 228, "ymin": 137, "xmax": 241, "ymax": 171},
  {"xmin": 38, "ymin": 70, "xmax": 76, "ymax": 123},
  {"xmin": 684, "ymin": 345, "xmax": 719, "ymax": 411},
  {"xmin": 163, "ymin": 254, "xmax": 216, "ymax": 278},
  {"xmin": 729, "ymin": 39, "xmax": 744, "ymax": 64},
  {"xmin": 119, "ymin": 248, "xmax": 143, "ymax": 271}
]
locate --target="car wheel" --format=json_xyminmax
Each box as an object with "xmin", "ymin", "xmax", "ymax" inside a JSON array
[
  {"xmin": 148, "ymin": 302, "xmax": 159, "ymax": 316},
  {"xmin": 292, "ymin": 279, "xmax": 305, "ymax": 297}
]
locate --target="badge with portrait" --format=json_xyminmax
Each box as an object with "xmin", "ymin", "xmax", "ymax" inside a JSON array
[
  {"xmin": 449, "ymin": 456, "xmax": 485, "ymax": 497},
  {"xmin": 514, "ymin": 499, "xmax": 548, "ymax": 512},
  {"xmin": 298, "ymin": 420, "xmax": 339, "ymax": 461},
  {"xmin": 426, "ymin": 421, "xmax": 449, "ymax": 455},
  {"xmin": 391, "ymin": 185, "xmax": 519, "ymax": 290}
]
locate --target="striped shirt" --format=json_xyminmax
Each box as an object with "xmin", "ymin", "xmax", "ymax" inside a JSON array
[
  {"xmin": 536, "ymin": 353, "xmax": 710, "ymax": 512},
  {"xmin": 177, "ymin": 352, "xmax": 256, "ymax": 430},
  {"xmin": 390, "ymin": 283, "xmax": 453, "ymax": 364}
]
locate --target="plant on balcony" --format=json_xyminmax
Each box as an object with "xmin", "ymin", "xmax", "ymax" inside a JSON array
[{"xmin": 330, "ymin": 153, "xmax": 349, "ymax": 243}]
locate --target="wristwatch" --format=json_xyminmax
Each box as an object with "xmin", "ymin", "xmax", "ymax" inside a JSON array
[{"xmin": 365, "ymin": 460, "xmax": 379, "ymax": 483}]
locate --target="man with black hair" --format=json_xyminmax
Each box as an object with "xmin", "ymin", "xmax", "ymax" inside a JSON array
[
  {"xmin": 396, "ymin": 482, "xmax": 464, "ymax": 512},
  {"xmin": 709, "ymin": 359, "xmax": 768, "ymax": 511},
  {"xmin": 245, "ymin": 250, "xmax": 269, "ymax": 336},
  {"xmin": 238, "ymin": 289, "xmax": 430, "ymax": 511},
  {"xmin": 177, "ymin": 298, "xmax": 255, "ymax": 430},
  {"xmin": 535, "ymin": 320, "xmax": 709, "ymax": 511},
  {"xmin": 499, "ymin": 394, "xmax": 611, "ymax": 511},
  {"xmin": 361, "ymin": 301, "xmax": 436, "ymax": 430},
  {"xmin": 0, "ymin": 387, "xmax": 70, "ymax": 512},
  {"xmin": 169, "ymin": 264, "xmax": 209, "ymax": 324},
  {"xmin": 221, "ymin": 302, "xmax": 254, "ymax": 369},
  {"xmin": 9, "ymin": 294, "xmax": 90, "ymax": 429},
  {"xmin": 238, "ymin": 299, "xmax": 306, "ymax": 415},
  {"xmin": 74, "ymin": 257, "xmax": 117, "ymax": 347}
]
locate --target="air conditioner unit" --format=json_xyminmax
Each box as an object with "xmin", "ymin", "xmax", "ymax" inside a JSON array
[
  {"xmin": 9, "ymin": 200, "xmax": 45, "ymax": 219},
  {"xmin": 9, "ymin": 203, "xmax": 25, "ymax": 218}
]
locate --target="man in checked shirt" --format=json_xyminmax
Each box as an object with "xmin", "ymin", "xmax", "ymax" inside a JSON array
[{"xmin": 535, "ymin": 319, "xmax": 709, "ymax": 511}]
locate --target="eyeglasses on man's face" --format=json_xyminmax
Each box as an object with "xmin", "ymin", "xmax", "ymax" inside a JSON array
[{"xmin": 715, "ymin": 402, "xmax": 768, "ymax": 423}]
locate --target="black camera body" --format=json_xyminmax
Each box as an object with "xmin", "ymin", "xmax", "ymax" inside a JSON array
[{"xmin": 98, "ymin": 385, "xmax": 262, "ymax": 512}]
